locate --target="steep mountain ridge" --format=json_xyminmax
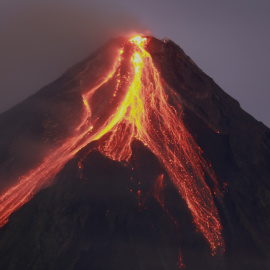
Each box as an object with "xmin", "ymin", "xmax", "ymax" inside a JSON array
[{"xmin": 0, "ymin": 36, "xmax": 269, "ymax": 270}]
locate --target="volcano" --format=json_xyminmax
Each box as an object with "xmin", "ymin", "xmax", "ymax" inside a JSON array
[{"xmin": 0, "ymin": 36, "xmax": 269, "ymax": 270}]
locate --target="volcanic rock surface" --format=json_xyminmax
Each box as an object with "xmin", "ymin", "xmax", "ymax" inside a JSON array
[{"xmin": 0, "ymin": 36, "xmax": 269, "ymax": 270}]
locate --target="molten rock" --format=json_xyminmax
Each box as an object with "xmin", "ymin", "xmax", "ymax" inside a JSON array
[{"xmin": 0, "ymin": 36, "xmax": 269, "ymax": 270}]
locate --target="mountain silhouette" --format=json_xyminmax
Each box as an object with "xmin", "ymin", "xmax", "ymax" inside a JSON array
[{"xmin": 0, "ymin": 36, "xmax": 269, "ymax": 270}]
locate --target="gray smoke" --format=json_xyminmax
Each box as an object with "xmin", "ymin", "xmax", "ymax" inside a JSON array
[{"xmin": 0, "ymin": 0, "xmax": 147, "ymax": 113}]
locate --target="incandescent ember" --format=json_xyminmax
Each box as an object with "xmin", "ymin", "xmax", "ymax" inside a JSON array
[{"xmin": 0, "ymin": 36, "xmax": 225, "ymax": 261}]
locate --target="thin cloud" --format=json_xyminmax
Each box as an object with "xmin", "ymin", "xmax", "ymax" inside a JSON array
[{"xmin": 0, "ymin": 0, "xmax": 147, "ymax": 112}]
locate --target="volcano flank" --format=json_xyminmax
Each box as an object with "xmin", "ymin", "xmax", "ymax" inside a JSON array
[{"xmin": 0, "ymin": 36, "xmax": 269, "ymax": 270}]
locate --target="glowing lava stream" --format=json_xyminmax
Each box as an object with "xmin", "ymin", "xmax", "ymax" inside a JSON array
[
  {"xmin": 96, "ymin": 36, "xmax": 224, "ymax": 254},
  {"xmin": 0, "ymin": 36, "xmax": 224, "ymax": 254},
  {"xmin": 0, "ymin": 49, "xmax": 124, "ymax": 228}
]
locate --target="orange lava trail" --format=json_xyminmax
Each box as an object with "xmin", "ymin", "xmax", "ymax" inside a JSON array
[
  {"xmin": 0, "ymin": 36, "xmax": 224, "ymax": 256},
  {"xmin": 0, "ymin": 49, "xmax": 124, "ymax": 227},
  {"xmin": 97, "ymin": 36, "xmax": 225, "ymax": 254}
]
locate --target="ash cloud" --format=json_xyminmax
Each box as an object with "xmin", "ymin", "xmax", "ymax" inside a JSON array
[{"xmin": 0, "ymin": 0, "xmax": 147, "ymax": 113}]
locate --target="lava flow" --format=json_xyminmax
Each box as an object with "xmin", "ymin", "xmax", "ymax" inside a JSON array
[{"xmin": 0, "ymin": 36, "xmax": 224, "ymax": 254}]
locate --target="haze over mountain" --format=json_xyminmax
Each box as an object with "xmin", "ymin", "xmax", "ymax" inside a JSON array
[
  {"xmin": 0, "ymin": 36, "xmax": 269, "ymax": 270},
  {"xmin": 1, "ymin": 1, "xmax": 270, "ymax": 127}
]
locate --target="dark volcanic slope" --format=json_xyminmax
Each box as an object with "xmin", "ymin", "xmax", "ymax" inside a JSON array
[{"xmin": 0, "ymin": 36, "xmax": 270, "ymax": 270}]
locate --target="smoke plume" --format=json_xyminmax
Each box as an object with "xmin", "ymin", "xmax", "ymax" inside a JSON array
[{"xmin": 0, "ymin": 0, "xmax": 147, "ymax": 113}]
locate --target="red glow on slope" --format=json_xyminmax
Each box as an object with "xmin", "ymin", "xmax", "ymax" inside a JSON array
[
  {"xmin": 0, "ymin": 48, "xmax": 124, "ymax": 227},
  {"xmin": 0, "ymin": 35, "xmax": 224, "ymax": 256},
  {"xmin": 96, "ymin": 35, "xmax": 224, "ymax": 254}
]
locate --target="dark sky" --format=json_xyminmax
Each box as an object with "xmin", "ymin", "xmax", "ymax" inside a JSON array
[{"xmin": 1, "ymin": 0, "xmax": 269, "ymax": 127}]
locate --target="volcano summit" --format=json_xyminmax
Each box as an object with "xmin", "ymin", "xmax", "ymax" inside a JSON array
[{"xmin": 0, "ymin": 36, "xmax": 269, "ymax": 270}]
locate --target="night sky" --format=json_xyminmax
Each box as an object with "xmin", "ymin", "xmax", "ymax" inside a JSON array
[{"xmin": 1, "ymin": 0, "xmax": 269, "ymax": 127}]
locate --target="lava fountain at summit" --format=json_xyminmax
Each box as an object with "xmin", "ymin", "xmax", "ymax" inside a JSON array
[{"xmin": 0, "ymin": 36, "xmax": 225, "ymax": 255}]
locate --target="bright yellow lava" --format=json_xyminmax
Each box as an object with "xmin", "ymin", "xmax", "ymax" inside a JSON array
[
  {"xmin": 96, "ymin": 36, "xmax": 225, "ymax": 254},
  {"xmin": 0, "ymin": 35, "xmax": 224, "ymax": 259}
]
